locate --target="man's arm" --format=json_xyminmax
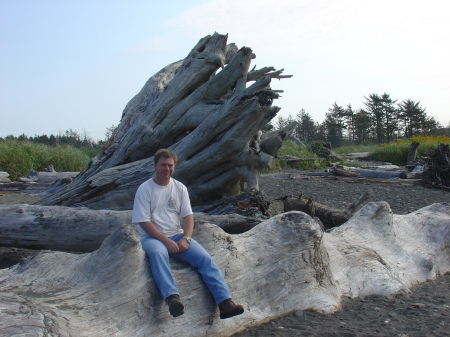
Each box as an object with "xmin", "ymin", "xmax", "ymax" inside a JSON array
[
  {"xmin": 177, "ymin": 214, "xmax": 194, "ymax": 252},
  {"xmin": 139, "ymin": 221, "xmax": 180, "ymax": 253},
  {"xmin": 182, "ymin": 214, "xmax": 194, "ymax": 237}
]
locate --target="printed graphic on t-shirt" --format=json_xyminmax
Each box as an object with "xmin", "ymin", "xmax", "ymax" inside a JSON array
[{"xmin": 168, "ymin": 196, "xmax": 177, "ymax": 211}]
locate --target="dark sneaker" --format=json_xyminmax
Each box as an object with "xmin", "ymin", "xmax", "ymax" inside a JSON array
[
  {"xmin": 165, "ymin": 294, "xmax": 184, "ymax": 317},
  {"xmin": 219, "ymin": 298, "xmax": 244, "ymax": 319}
]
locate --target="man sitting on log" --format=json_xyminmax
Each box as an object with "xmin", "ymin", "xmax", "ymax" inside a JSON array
[{"xmin": 132, "ymin": 149, "xmax": 244, "ymax": 319}]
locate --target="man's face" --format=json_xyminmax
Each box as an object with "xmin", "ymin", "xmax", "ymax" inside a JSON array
[{"xmin": 154, "ymin": 156, "xmax": 175, "ymax": 181}]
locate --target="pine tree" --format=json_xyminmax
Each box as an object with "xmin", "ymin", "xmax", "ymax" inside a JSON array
[
  {"xmin": 325, "ymin": 103, "xmax": 346, "ymax": 147},
  {"xmin": 397, "ymin": 99, "xmax": 427, "ymax": 138},
  {"xmin": 354, "ymin": 109, "xmax": 372, "ymax": 144},
  {"xmin": 363, "ymin": 94, "xmax": 385, "ymax": 143},
  {"xmin": 296, "ymin": 109, "xmax": 317, "ymax": 142},
  {"xmin": 345, "ymin": 104, "xmax": 356, "ymax": 144},
  {"xmin": 380, "ymin": 93, "xmax": 398, "ymax": 143}
]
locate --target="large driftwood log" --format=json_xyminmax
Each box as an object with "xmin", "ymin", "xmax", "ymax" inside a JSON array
[
  {"xmin": 0, "ymin": 205, "xmax": 260, "ymax": 252},
  {"xmin": 0, "ymin": 205, "xmax": 131, "ymax": 252},
  {"xmin": 38, "ymin": 33, "xmax": 292, "ymax": 210},
  {"xmin": 1, "ymin": 202, "xmax": 448, "ymax": 336},
  {"xmin": 325, "ymin": 202, "xmax": 450, "ymax": 296}
]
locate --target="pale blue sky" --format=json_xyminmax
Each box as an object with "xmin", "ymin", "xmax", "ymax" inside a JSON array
[{"xmin": 1, "ymin": 0, "xmax": 449, "ymax": 141}]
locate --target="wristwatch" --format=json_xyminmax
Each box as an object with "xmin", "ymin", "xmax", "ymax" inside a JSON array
[{"xmin": 183, "ymin": 236, "xmax": 191, "ymax": 244}]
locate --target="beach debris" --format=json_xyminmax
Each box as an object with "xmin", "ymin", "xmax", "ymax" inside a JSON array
[{"xmin": 419, "ymin": 142, "xmax": 450, "ymax": 190}]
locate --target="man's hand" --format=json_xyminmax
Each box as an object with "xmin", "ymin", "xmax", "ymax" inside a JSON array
[
  {"xmin": 177, "ymin": 238, "xmax": 190, "ymax": 253},
  {"xmin": 164, "ymin": 239, "xmax": 180, "ymax": 254}
]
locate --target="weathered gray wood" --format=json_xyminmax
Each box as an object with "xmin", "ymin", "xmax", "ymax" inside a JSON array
[
  {"xmin": 332, "ymin": 166, "xmax": 416, "ymax": 179},
  {"xmin": 406, "ymin": 141, "xmax": 420, "ymax": 163},
  {"xmin": 325, "ymin": 202, "xmax": 450, "ymax": 297},
  {"xmin": 1, "ymin": 202, "xmax": 448, "ymax": 336},
  {"xmin": 0, "ymin": 172, "xmax": 11, "ymax": 183},
  {"xmin": 332, "ymin": 167, "xmax": 361, "ymax": 177},
  {"xmin": 0, "ymin": 205, "xmax": 260, "ymax": 252},
  {"xmin": 346, "ymin": 152, "xmax": 371, "ymax": 160},
  {"xmin": 0, "ymin": 205, "xmax": 131, "ymax": 252},
  {"xmin": 279, "ymin": 156, "xmax": 316, "ymax": 167},
  {"xmin": 38, "ymin": 33, "xmax": 292, "ymax": 210},
  {"xmin": 36, "ymin": 171, "xmax": 79, "ymax": 184},
  {"xmin": 283, "ymin": 191, "xmax": 370, "ymax": 227}
]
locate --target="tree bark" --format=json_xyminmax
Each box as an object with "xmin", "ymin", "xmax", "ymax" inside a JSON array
[{"xmin": 37, "ymin": 33, "xmax": 292, "ymax": 210}]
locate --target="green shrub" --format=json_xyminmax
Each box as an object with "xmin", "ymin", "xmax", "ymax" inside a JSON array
[
  {"xmin": 265, "ymin": 140, "xmax": 325, "ymax": 171},
  {"xmin": 0, "ymin": 140, "xmax": 91, "ymax": 180},
  {"xmin": 335, "ymin": 136, "xmax": 450, "ymax": 166},
  {"xmin": 278, "ymin": 140, "xmax": 312, "ymax": 157},
  {"xmin": 369, "ymin": 142, "xmax": 410, "ymax": 165}
]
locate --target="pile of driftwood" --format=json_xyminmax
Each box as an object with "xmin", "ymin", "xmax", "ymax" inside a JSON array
[
  {"xmin": 419, "ymin": 142, "xmax": 450, "ymax": 190},
  {"xmin": 35, "ymin": 33, "xmax": 294, "ymax": 210},
  {"xmin": 1, "ymin": 202, "xmax": 449, "ymax": 337}
]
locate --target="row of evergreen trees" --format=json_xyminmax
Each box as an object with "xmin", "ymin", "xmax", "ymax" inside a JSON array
[
  {"xmin": 2, "ymin": 129, "xmax": 100, "ymax": 149},
  {"xmin": 278, "ymin": 93, "xmax": 447, "ymax": 147},
  {"xmin": 1, "ymin": 126, "xmax": 117, "ymax": 150},
  {"xmin": 2, "ymin": 94, "xmax": 447, "ymax": 150}
]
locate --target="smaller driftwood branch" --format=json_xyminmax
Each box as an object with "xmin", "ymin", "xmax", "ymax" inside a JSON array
[
  {"xmin": 406, "ymin": 141, "xmax": 420, "ymax": 164},
  {"xmin": 283, "ymin": 191, "xmax": 371, "ymax": 228},
  {"xmin": 279, "ymin": 156, "xmax": 316, "ymax": 167}
]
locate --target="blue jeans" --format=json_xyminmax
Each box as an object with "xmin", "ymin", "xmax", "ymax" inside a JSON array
[{"xmin": 141, "ymin": 233, "xmax": 231, "ymax": 304}]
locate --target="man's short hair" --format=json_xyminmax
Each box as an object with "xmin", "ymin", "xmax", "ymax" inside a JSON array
[{"xmin": 154, "ymin": 149, "xmax": 178, "ymax": 165}]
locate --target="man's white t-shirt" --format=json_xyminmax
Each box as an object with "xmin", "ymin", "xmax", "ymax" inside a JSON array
[{"xmin": 132, "ymin": 178, "xmax": 193, "ymax": 238}]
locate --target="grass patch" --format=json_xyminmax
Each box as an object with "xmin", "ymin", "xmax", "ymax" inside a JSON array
[
  {"xmin": 369, "ymin": 143, "xmax": 411, "ymax": 165},
  {"xmin": 266, "ymin": 140, "xmax": 326, "ymax": 171},
  {"xmin": 336, "ymin": 135, "xmax": 450, "ymax": 166},
  {"xmin": 0, "ymin": 140, "xmax": 91, "ymax": 180},
  {"xmin": 270, "ymin": 136, "xmax": 450, "ymax": 172}
]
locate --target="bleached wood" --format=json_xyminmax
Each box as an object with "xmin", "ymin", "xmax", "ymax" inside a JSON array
[
  {"xmin": 283, "ymin": 191, "xmax": 370, "ymax": 227},
  {"xmin": 1, "ymin": 202, "xmax": 448, "ymax": 336},
  {"xmin": 38, "ymin": 33, "xmax": 293, "ymax": 210},
  {"xmin": 324, "ymin": 202, "xmax": 450, "ymax": 297},
  {"xmin": 0, "ymin": 205, "xmax": 260, "ymax": 252},
  {"xmin": 0, "ymin": 171, "xmax": 11, "ymax": 183},
  {"xmin": 0, "ymin": 205, "xmax": 131, "ymax": 252}
]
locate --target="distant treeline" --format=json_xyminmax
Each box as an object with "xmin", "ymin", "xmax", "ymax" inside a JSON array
[
  {"xmin": 277, "ymin": 93, "xmax": 449, "ymax": 148},
  {"xmin": 0, "ymin": 126, "xmax": 118, "ymax": 179},
  {"xmin": 1, "ymin": 126, "xmax": 116, "ymax": 151},
  {"xmin": 3, "ymin": 93, "xmax": 449, "ymax": 152}
]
